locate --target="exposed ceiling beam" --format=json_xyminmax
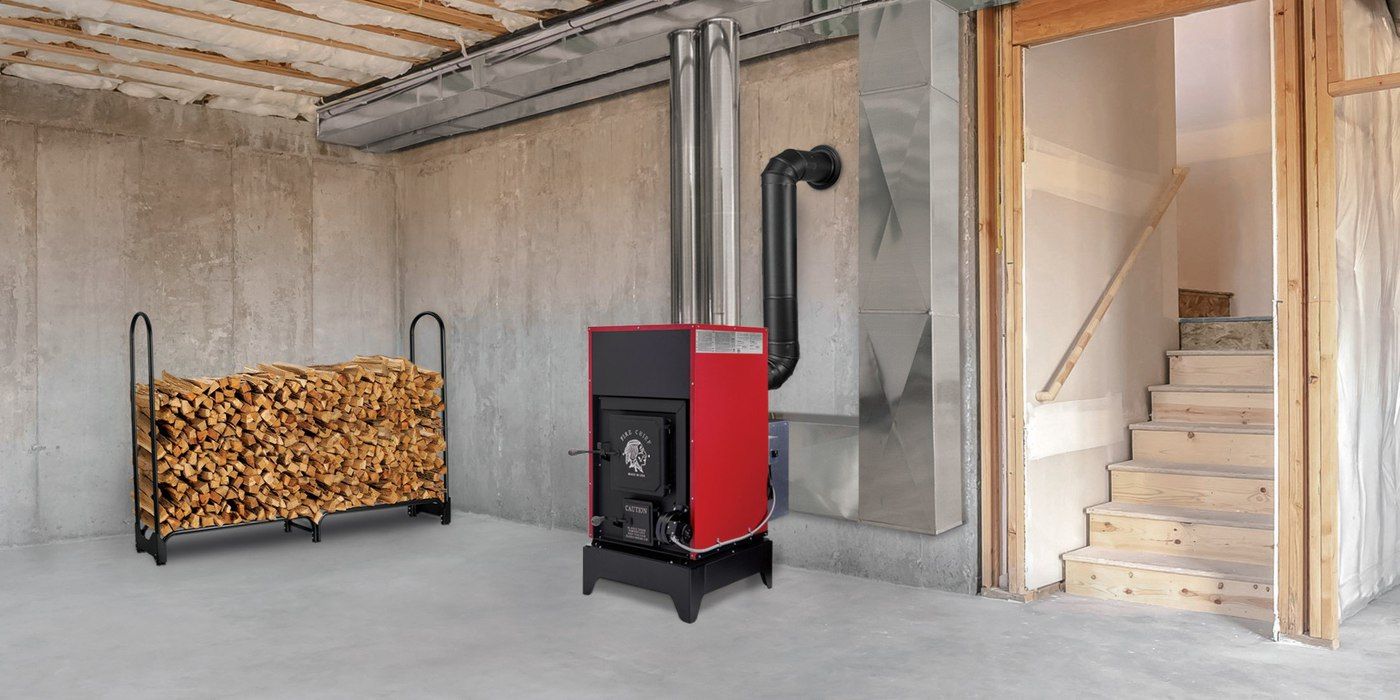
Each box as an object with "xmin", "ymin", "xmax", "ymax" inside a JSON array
[
  {"xmin": 223, "ymin": 0, "xmax": 458, "ymax": 51},
  {"xmin": 1, "ymin": 48, "xmax": 115, "ymax": 81},
  {"xmin": 0, "ymin": 38, "xmax": 326, "ymax": 96},
  {"xmin": 0, "ymin": 15, "xmax": 354, "ymax": 88},
  {"xmin": 344, "ymin": 0, "xmax": 508, "ymax": 36},
  {"xmin": 99, "ymin": 0, "xmax": 422, "ymax": 63}
]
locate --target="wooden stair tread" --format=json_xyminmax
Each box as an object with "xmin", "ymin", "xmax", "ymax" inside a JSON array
[
  {"xmin": 1130, "ymin": 420, "xmax": 1273, "ymax": 435},
  {"xmin": 1167, "ymin": 349, "xmax": 1272, "ymax": 357},
  {"xmin": 1086, "ymin": 501, "xmax": 1273, "ymax": 529},
  {"xmin": 1108, "ymin": 459, "xmax": 1273, "ymax": 480},
  {"xmin": 1149, "ymin": 384, "xmax": 1272, "ymax": 394},
  {"xmin": 1062, "ymin": 546, "xmax": 1271, "ymax": 584}
]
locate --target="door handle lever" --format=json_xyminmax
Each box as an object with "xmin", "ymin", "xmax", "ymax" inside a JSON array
[{"xmin": 569, "ymin": 443, "xmax": 613, "ymax": 460}]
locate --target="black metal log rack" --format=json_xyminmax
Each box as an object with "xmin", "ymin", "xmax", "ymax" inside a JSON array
[{"xmin": 131, "ymin": 311, "xmax": 451, "ymax": 565}]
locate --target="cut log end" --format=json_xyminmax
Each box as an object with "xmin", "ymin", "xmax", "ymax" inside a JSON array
[{"xmin": 134, "ymin": 355, "xmax": 445, "ymax": 532}]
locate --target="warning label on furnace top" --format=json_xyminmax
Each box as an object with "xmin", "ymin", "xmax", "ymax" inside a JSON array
[{"xmin": 695, "ymin": 330, "xmax": 763, "ymax": 354}]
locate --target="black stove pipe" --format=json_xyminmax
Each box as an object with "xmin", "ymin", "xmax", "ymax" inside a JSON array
[{"xmin": 762, "ymin": 145, "xmax": 841, "ymax": 390}]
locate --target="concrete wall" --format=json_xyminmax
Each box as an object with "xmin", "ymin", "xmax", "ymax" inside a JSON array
[
  {"xmin": 396, "ymin": 39, "xmax": 978, "ymax": 592},
  {"xmin": 1021, "ymin": 22, "xmax": 1179, "ymax": 589},
  {"xmin": 2, "ymin": 39, "xmax": 980, "ymax": 593},
  {"xmin": 0, "ymin": 77, "xmax": 399, "ymax": 547},
  {"xmin": 1174, "ymin": 0, "xmax": 1274, "ymax": 317}
]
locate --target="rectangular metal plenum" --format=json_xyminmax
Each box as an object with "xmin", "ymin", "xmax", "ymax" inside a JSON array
[{"xmin": 853, "ymin": 0, "xmax": 965, "ymax": 535}]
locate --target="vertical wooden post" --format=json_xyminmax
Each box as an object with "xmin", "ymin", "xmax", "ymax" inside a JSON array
[
  {"xmin": 998, "ymin": 8, "xmax": 1027, "ymax": 597},
  {"xmin": 976, "ymin": 8, "xmax": 1005, "ymax": 592},
  {"xmin": 1302, "ymin": 0, "xmax": 1340, "ymax": 644},
  {"xmin": 1272, "ymin": 0, "xmax": 1310, "ymax": 642},
  {"xmin": 976, "ymin": 4, "xmax": 1025, "ymax": 596}
]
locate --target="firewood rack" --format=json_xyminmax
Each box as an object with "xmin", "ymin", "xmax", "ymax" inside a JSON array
[{"xmin": 130, "ymin": 311, "xmax": 451, "ymax": 565}]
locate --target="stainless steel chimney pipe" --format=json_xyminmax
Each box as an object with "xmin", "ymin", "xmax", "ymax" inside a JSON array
[
  {"xmin": 699, "ymin": 18, "xmax": 741, "ymax": 326},
  {"xmin": 669, "ymin": 28, "xmax": 703, "ymax": 324}
]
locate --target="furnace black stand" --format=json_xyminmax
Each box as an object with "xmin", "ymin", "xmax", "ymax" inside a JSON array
[
  {"xmin": 130, "ymin": 310, "xmax": 451, "ymax": 565},
  {"xmin": 582, "ymin": 538, "xmax": 772, "ymax": 623}
]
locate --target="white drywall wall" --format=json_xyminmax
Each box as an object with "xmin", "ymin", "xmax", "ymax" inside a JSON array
[
  {"xmin": 1021, "ymin": 21, "xmax": 1180, "ymax": 590},
  {"xmin": 1336, "ymin": 0, "xmax": 1400, "ymax": 621},
  {"xmin": 1173, "ymin": 0, "xmax": 1274, "ymax": 317}
]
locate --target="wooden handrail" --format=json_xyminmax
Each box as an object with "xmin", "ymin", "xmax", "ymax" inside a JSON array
[{"xmin": 1035, "ymin": 167, "xmax": 1189, "ymax": 403}]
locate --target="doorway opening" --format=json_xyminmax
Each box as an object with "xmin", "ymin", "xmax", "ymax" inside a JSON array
[{"xmin": 997, "ymin": 0, "xmax": 1280, "ymax": 625}]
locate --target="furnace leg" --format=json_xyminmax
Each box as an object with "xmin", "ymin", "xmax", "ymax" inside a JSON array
[
  {"xmin": 671, "ymin": 587, "xmax": 702, "ymax": 624},
  {"xmin": 582, "ymin": 547, "xmax": 599, "ymax": 595}
]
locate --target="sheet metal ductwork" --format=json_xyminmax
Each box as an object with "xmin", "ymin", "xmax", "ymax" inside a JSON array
[{"xmin": 762, "ymin": 147, "xmax": 842, "ymax": 389}]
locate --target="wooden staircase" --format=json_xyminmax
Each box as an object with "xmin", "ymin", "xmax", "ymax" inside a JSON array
[{"xmin": 1063, "ymin": 347, "xmax": 1275, "ymax": 620}]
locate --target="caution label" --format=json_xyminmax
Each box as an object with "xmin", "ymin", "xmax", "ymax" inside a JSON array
[{"xmin": 696, "ymin": 330, "xmax": 763, "ymax": 354}]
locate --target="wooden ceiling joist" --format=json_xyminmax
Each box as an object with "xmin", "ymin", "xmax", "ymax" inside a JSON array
[
  {"xmin": 1, "ymin": 49, "xmax": 114, "ymax": 81},
  {"xmin": 223, "ymin": 0, "xmax": 459, "ymax": 51},
  {"xmin": 345, "ymin": 0, "xmax": 509, "ymax": 36},
  {"xmin": 100, "ymin": 0, "xmax": 422, "ymax": 63},
  {"xmin": 0, "ymin": 38, "xmax": 325, "ymax": 97},
  {"xmin": 0, "ymin": 0, "xmax": 605, "ymax": 118},
  {"xmin": 0, "ymin": 14, "xmax": 354, "ymax": 88}
]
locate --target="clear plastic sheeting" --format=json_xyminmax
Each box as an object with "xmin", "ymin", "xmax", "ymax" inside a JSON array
[{"xmin": 1336, "ymin": 0, "xmax": 1400, "ymax": 619}]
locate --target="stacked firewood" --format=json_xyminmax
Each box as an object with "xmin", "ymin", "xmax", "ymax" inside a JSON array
[{"xmin": 135, "ymin": 356, "xmax": 445, "ymax": 532}]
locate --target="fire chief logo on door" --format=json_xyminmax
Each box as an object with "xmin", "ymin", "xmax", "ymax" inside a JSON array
[
  {"xmin": 604, "ymin": 413, "xmax": 665, "ymax": 494},
  {"xmin": 621, "ymin": 434, "xmax": 650, "ymax": 476}
]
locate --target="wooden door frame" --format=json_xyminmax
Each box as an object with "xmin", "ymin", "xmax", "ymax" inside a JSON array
[{"xmin": 975, "ymin": 0, "xmax": 1341, "ymax": 644}]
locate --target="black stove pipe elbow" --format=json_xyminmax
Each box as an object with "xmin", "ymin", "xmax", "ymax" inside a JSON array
[{"xmin": 762, "ymin": 145, "xmax": 841, "ymax": 390}]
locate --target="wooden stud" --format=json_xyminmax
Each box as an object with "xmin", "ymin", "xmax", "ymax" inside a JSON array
[
  {"xmin": 1330, "ymin": 71, "xmax": 1400, "ymax": 97},
  {"xmin": 998, "ymin": 8, "xmax": 1027, "ymax": 597},
  {"xmin": 976, "ymin": 8, "xmax": 1004, "ymax": 593},
  {"xmin": 1324, "ymin": 0, "xmax": 1343, "ymax": 85},
  {"xmin": 1302, "ymin": 0, "xmax": 1340, "ymax": 644},
  {"xmin": 1272, "ymin": 0, "xmax": 1309, "ymax": 641}
]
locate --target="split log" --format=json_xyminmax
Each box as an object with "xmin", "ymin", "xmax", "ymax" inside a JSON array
[{"xmin": 134, "ymin": 356, "xmax": 445, "ymax": 532}]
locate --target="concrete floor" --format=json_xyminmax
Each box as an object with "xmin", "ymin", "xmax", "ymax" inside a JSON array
[{"xmin": 2, "ymin": 512, "xmax": 1396, "ymax": 698}]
